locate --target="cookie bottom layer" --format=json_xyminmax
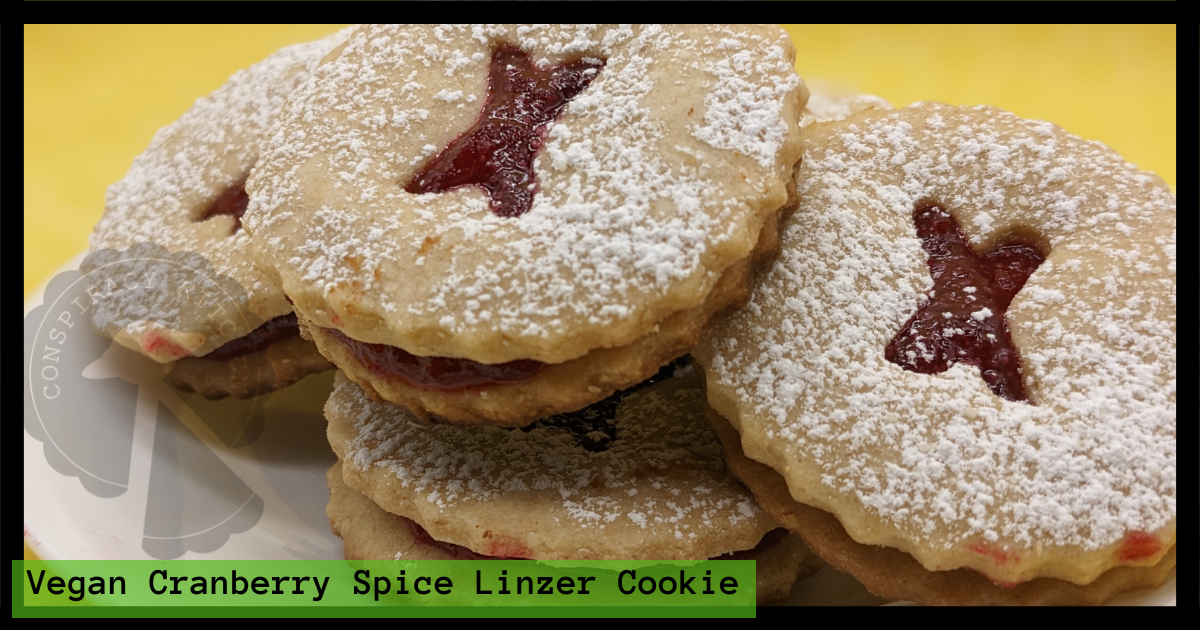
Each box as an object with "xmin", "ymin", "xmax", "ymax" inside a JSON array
[
  {"xmin": 307, "ymin": 175, "xmax": 799, "ymax": 427},
  {"xmin": 326, "ymin": 461, "xmax": 820, "ymax": 604},
  {"xmin": 165, "ymin": 334, "xmax": 333, "ymax": 399},
  {"xmin": 707, "ymin": 410, "xmax": 1177, "ymax": 606}
]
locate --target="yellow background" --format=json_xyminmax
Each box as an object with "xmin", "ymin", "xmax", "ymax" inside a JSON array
[
  {"xmin": 24, "ymin": 24, "xmax": 1176, "ymax": 299},
  {"xmin": 20, "ymin": 26, "xmax": 1178, "ymax": 562}
]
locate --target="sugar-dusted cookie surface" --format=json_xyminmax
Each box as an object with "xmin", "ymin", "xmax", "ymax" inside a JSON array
[
  {"xmin": 708, "ymin": 410, "xmax": 1176, "ymax": 605},
  {"xmin": 88, "ymin": 30, "xmax": 352, "ymax": 365},
  {"xmin": 325, "ymin": 460, "xmax": 820, "ymax": 604},
  {"xmin": 299, "ymin": 171, "xmax": 795, "ymax": 425},
  {"xmin": 245, "ymin": 26, "xmax": 805, "ymax": 392},
  {"xmin": 798, "ymin": 86, "xmax": 891, "ymax": 128},
  {"xmin": 326, "ymin": 362, "xmax": 779, "ymax": 561},
  {"xmin": 696, "ymin": 103, "xmax": 1176, "ymax": 586}
]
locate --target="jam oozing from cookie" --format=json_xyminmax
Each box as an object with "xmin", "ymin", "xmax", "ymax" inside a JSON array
[
  {"xmin": 403, "ymin": 516, "xmax": 495, "ymax": 559},
  {"xmin": 1117, "ymin": 531, "xmax": 1161, "ymax": 561},
  {"xmin": 885, "ymin": 203, "xmax": 1045, "ymax": 402},
  {"xmin": 198, "ymin": 179, "xmax": 250, "ymax": 233},
  {"xmin": 327, "ymin": 328, "xmax": 545, "ymax": 391},
  {"xmin": 199, "ymin": 313, "xmax": 302, "ymax": 361},
  {"xmin": 405, "ymin": 45, "xmax": 604, "ymax": 218},
  {"xmin": 968, "ymin": 542, "xmax": 1019, "ymax": 567},
  {"xmin": 141, "ymin": 331, "xmax": 191, "ymax": 361},
  {"xmin": 520, "ymin": 356, "xmax": 691, "ymax": 452}
]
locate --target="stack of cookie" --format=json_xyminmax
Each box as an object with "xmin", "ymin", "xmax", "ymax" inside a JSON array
[
  {"xmin": 86, "ymin": 24, "xmax": 1175, "ymax": 606},
  {"xmin": 240, "ymin": 24, "xmax": 820, "ymax": 604}
]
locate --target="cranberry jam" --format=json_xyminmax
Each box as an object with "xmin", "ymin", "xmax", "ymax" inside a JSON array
[
  {"xmin": 327, "ymin": 328, "xmax": 545, "ymax": 391},
  {"xmin": 198, "ymin": 313, "xmax": 301, "ymax": 361},
  {"xmin": 198, "ymin": 179, "xmax": 250, "ymax": 233},
  {"xmin": 404, "ymin": 516, "xmax": 492, "ymax": 560},
  {"xmin": 885, "ymin": 203, "xmax": 1045, "ymax": 402},
  {"xmin": 406, "ymin": 45, "xmax": 604, "ymax": 218}
]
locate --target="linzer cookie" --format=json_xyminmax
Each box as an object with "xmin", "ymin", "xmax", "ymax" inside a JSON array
[
  {"xmin": 244, "ymin": 24, "xmax": 807, "ymax": 426},
  {"xmin": 84, "ymin": 31, "xmax": 352, "ymax": 398},
  {"xmin": 708, "ymin": 411, "xmax": 1176, "ymax": 605},
  {"xmin": 326, "ymin": 359, "xmax": 820, "ymax": 585},
  {"xmin": 694, "ymin": 103, "xmax": 1176, "ymax": 601},
  {"xmin": 325, "ymin": 461, "xmax": 818, "ymax": 605},
  {"xmin": 326, "ymin": 360, "xmax": 776, "ymax": 558}
]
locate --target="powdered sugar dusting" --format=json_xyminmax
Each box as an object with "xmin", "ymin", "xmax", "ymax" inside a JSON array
[
  {"xmin": 799, "ymin": 91, "xmax": 892, "ymax": 128},
  {"xmin": 245, "ymin": 25, "xmax": 803, "ymax": 364},
  {"xmin": 702, "ymin": 104, "xmax": 1175, "ymax": 567},
  {"xmin": 331, "ymin": 366, "xmax": 768, "ymax": 546},
  {"xmin": 690, "ymin": 27, "xmax": 802, "ymax": 167},
  {"xmin": 89, "ymin": 29, "xmax": 354, "ymax": 340}
]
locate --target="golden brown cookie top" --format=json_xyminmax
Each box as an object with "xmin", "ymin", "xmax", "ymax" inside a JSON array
[
  {"xmin": 87, "ymin": 29, "xmax": 352, "ymax": 361},
  {"xmin": 326, "ymin": 363, "xmax": 778, "ymax": 560},
  {"xmin": 245, "ymin": 24, "xmax": 806, "ymax": 364},
  {"xmin": 696, "ymin": 103, "xmax": 1176, "ymax": 585}
]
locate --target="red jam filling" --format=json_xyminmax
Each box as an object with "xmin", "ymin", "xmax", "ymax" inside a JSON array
[
  {"xmin": 326, "ymin": 328, "xmax": 545, "ymax": 391},
  {"xmin": 141, "ymin": 331, "xmax": 191, "ymax": 360},
  {"xmin": 968, "ymin": 542, "xmax": 1019, "ymax": 566},
  {"xmin": 198, "ymin": 313, "xmax": 301, "ymax": 361},
  {"xmin": 518, "ymin": 356, "xmax": 691, "ymax": 452},
  {"xmin": 404, "ymin": 516, "xmax": 495, "ymax": 560},
  {"xmin": 198, "ymin": 179, "xmax": 250, "ymax": 233},
  {"xmin": 405, "ymin": 45, "xmax": 604, "ymax": 218},
  {"xmin": 885, "ymin": 203, "xmax": 1045, "ymax": 402},
  {"xmin": 1117, "ymin": 531, "xmax": 1161, "ymax": 561}
]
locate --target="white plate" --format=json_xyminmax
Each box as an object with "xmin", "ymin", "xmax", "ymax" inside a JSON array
[{"xmin": 23, "ymin": 253, "xmax": 1175, "ymax": 605}]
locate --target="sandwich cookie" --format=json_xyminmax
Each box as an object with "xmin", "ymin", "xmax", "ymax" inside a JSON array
[
  {"xmin": 325, "ymin": 359, "xmax": 821, "ymax": 602},
  {"xmin": 245, "ymin": 24, "xmax": 807, "ymax": 425},
  {"xmin": 326, "ymin": 460, "xmax": 817, "ymax": 604},
  {"xmin": 85, "ymin": 30, "xmax": 354, "ymax": 398},
  {"xmin": 695, "ymin": 103, "xmax": 1176, "ymax": 601}
]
